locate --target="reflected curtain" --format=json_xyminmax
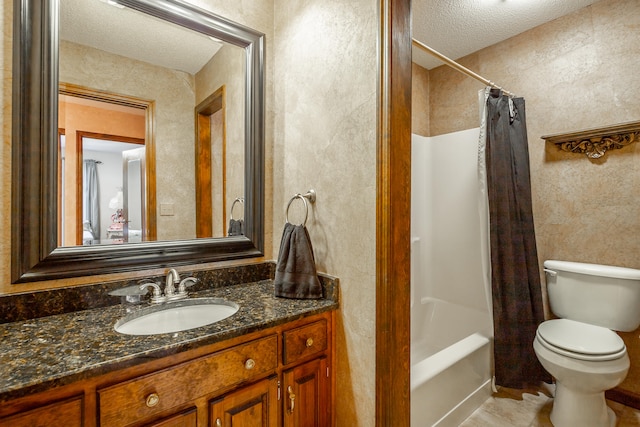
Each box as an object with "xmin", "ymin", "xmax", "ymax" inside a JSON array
[
  {"xmin": 83, "ymin": 160, "xmax": 100, "ymax": 239},
  {"xmin": 485, "ymin": 89, "xmax": 549, "ymax": 389}
]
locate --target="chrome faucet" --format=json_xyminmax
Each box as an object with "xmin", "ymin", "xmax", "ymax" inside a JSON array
[
  {"xmin": 139, "ymin": 269, "xmax": 198, "ymax": 303},
  {"xmin": 164, "ymin": 268, "xmax": 180, "ymax": 298}
]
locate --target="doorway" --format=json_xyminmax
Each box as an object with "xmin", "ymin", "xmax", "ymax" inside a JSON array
[
  {"xmin": 58, "ymin": 83, "xmax": 156, "ymax": 246},
  {"xmin": 75, "ymin": 133, "xmax": 145, "ymax": 245}
]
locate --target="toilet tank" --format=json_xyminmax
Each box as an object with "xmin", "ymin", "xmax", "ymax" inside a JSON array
[{"xmin": 544, "ymin": 260, "xmax": 640, "ymax": 332}]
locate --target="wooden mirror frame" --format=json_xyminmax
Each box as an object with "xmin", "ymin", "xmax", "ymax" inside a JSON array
[{"xmin": 11, "ymin": 0, "xmax": 265, "ymax": 283}]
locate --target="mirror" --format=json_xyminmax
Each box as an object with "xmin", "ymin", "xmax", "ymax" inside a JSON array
[{"xmin": 11, "ymin": 0, "xmax": 265, "ymax": 283}]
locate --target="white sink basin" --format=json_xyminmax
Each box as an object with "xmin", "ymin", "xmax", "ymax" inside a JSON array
[{"xmin": 114, "ymin": 298, "xmax": 239, "ymax": 335}]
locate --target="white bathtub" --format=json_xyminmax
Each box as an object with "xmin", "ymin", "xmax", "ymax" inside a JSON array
[{"xmin": 411, "ymin": 297, "xmax": 493, "ymax": 427}]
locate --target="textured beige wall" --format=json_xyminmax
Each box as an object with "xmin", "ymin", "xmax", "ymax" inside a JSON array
[
  {"xmin": 427, "ymin": 0, "xmax": 640, "ymax": 271},
  {"xmin": 1, "ymin": 2, "xmax": 11, "ymax": 292},
  {"xmin": 195, "ymin": 44, "xmax": 245, "ymax": 232},
  {"xmin": 273, "ymin": 0, "xmax": 378, "ymax": 424},
  {"xmin": 412, "ymin": 62, "xmax": 430, "ymax": 136},
  {"xmin": 210, "ymin": 109, "xmax": 225, "ymax": 236}
]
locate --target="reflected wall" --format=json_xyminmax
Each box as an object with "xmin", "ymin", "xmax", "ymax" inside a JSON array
[
  {"xmin": 196, "ymin": 44, "xmax": 246, "ymax": 233},
  {"xmin": 60, "ymin": 39, "xmax": 196, "ymax": 241}
]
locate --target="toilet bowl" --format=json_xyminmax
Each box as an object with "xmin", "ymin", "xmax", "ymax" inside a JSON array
[
  {"xmin": 534, "ymin": 260, "xmax": 640, "ymax": 427},
  {"xmin": 533, "ymin": 319, "xmax": 629, "ymax": 427}
]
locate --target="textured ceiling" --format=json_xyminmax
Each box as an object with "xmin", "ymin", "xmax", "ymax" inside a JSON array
[
  {"xmin": 413, "ymin": 0, "xmax": 601, "ymax": 70},
  {"xmin": 62, "ymin": 0, "xmax": 602, "ymax": 74},
  {"xmin": 60, "ymin": 0, "xmax": 222, "ymax": 75}
]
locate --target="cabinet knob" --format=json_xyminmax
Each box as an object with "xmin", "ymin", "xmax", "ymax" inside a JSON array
[
  {"xmin": 306, "ymin": 337, "xmax": 314, "ymax": 347},
  {"xmin": 216, "ymin": 418, "xmax": 222, "ymax": 427},
  {"xmin": 145, "ymin": 392, "xmax": 160, "ymax": 408},
  {"xmin": 244, "ymin": 358, "xmax": 256, "ymax": 370}
]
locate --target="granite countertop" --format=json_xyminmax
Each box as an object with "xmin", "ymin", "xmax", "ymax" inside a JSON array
[{"xmin": 0, "ymin": 279, "xmax": 338, "ymax": 403}]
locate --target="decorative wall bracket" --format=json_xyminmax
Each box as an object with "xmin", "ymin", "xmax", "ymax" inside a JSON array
[{"xmin": 542, "ymin": 121, "xmax": 640, "ymax": 159}]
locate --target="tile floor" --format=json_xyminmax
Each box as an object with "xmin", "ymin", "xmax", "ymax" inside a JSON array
[{"xmin": 459, "ymin": 384, "xmax": 640, "ymax": 426}]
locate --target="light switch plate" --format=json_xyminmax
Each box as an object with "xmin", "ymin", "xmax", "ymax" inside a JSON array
[{"xmin": 160, "ymin": 203, "xmax": 175, "ymax": 216}]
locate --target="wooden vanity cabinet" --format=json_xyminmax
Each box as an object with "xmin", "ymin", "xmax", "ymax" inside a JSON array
[{"xmin": 0, "ymin": 311, "xmax": 335, "ymax": 427}]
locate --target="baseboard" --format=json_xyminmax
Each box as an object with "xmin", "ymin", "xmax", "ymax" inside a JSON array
[{"xmin": 606, "ymin": 387, "xmax": 640, "ymax": 410}]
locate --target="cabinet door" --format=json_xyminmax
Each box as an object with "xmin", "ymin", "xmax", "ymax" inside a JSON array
[
  {"xmin": 283, "ymin": 357, "xmax": 329, "ymax": 427},
  {"xmin": 209, "ymin": 376, "xmax": 279, "ymax": 427},
  {"xmin": 0, "ymin": 396, "xmax": 83, "ymax": 427}
]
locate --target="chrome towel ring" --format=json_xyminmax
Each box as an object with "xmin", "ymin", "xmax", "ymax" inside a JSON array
[
  {"xmin": 230, "ymin": 197, "xmax": 244, "ymax": 220},
  {"xmin": 285, "ymin": 189, "xmax": 316, "ymax": 226}
]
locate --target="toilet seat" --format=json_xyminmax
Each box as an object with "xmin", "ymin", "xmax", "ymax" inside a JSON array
[{"xmin": 536, "ymin": 319, "xmax": 626, "ymax": 362}]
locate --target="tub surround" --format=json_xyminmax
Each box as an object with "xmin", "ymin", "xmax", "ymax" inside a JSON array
[
  {"xmin": 0, "ymin": 262, "xmax": 338, "ymax": 403},
  {"xmin": 410, "ymin": 130, "xmax": 494, "ymax": 425},
  {"xmin": 411, "ymin": 296, "xmax": 492, "ymax": 426}
]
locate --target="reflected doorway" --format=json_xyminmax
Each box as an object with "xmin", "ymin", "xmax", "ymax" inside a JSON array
[
  {"xmin": 196, "ymin": 85, "xmax": 229, "ymax": 238},
  {"xmin": 58, "ymin": 84, "xmax": 156, "ymax": 246},
  {"xmin": 78, "ymin": 134, "xmax": 145, "ymax": 245}
]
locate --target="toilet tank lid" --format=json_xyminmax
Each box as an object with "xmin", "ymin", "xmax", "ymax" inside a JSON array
[{"xmin": 544, "ymin": 260, "xmax": 640, "ymax": 280}]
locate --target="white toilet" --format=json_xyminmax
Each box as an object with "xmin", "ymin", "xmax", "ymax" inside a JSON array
[{"xmin": 533, "ymin": 260, "xmax": 640, "ymax": 427}]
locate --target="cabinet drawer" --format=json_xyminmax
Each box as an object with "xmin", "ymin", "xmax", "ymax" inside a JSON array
[
  {"xmin": 149, "ymin": 407, "xmax": 197, "ymax": 427},
  {"xmin": 98, "ymin": 335, "xmax": 277, "ymax": 427},
  {"xmin": 283, "ymin": 320, "xmax": 327, "ymax": 365}
]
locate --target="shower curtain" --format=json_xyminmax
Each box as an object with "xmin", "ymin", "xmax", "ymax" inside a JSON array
[
  {"xmin": 483, "ymin": 88, "xmax": 549, "ymax": 389},
  {"xmin": 83, "ymin": 160, "xmax": 100, "ymax": 240}
]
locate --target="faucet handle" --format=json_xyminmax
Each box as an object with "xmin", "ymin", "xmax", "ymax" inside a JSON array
[
  {"xmin": 139, "ymin": 282, "xmax": 166, "ymax": 303},
  {"xmin": 177, "ymin": 277, "xmax": 199, "ymax": 295}
]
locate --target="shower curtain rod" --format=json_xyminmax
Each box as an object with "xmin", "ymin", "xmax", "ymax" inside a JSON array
[{"xmin": 412, "ymin": 38, "xmax": 516, "ymax": 98}]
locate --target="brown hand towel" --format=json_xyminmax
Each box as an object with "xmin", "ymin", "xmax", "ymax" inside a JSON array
[
  {"xmin": 274, "ymin": 222, "xmax": 323, "ymax": 299},
  {"xmin": 227, "ymin": 219, "xmax": 244, "ymax": 236}
]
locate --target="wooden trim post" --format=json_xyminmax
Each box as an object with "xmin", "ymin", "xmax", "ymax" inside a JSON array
[{"xmin": 376, "ymin": 0, "xmax": 412, "ymax": 425}]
